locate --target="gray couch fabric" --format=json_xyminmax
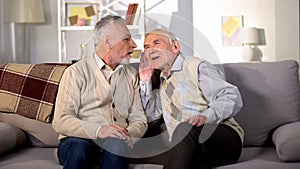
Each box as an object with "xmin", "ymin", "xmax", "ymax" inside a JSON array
[
  {"xmin": 220, "ymin": 61, "xmax": 300, "ymax": 146},
  {"xmin": 0, "ymin": 60, "xmax": 299, "ymax": 169},
  {"xmin": 0, "ymin": 122, "xmax": 27, "ymax": 155}
]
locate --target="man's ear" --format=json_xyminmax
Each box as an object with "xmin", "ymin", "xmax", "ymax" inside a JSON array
[
  {"xmin": 172, "ymin": 40, "xmax": 180, "ymax": 55},
  {"xmin": 104, "ymin": 36, "xmax": 112, "ymax": 49}
]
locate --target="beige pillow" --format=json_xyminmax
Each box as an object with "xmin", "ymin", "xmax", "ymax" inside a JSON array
[
  {"xmin": 0, "ymin": 113, "xmax": 59, "ymax": 147},
  {"xmin": 0, "ymin": 122, "xmax": 27, "ymax": 154},
  {"xmin": 272, "ymin": 121, "xmax": 300, "ymax": 161}
]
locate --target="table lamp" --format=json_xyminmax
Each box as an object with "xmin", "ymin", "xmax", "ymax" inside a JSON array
[
  {"xmin": 5, "ymin": 0, "xmax": 45, "ymax": 63},
  {"xmin": 238, "ymin": 27, "xmax": 260, "ymax": 62}
]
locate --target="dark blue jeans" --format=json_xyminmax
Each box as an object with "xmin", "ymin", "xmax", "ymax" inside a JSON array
[{"xmin": 57, "ymin": 137, "xmax": 130, "ymax": 169}]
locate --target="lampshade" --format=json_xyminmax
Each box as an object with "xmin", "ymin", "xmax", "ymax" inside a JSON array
[
  {"xmin": 5, "ymin": 0, "xmax": 45, "ymax": 23},
  {"xmin": 238, "ymin": 27, "xmax": 259, "ymax": 45}
]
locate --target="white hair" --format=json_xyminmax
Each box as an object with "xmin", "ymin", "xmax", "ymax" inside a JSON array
[
  {"xmin": 93, "ymin": 15, "xmax": 125, "ymax": 48},
  {"xmin": 145, "ymin": 29, "xmax": 179, "ymax": 44}
]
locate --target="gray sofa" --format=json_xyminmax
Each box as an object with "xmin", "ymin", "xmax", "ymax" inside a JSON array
[{"xmin": 0, "ymin": 60, "xmax": 299, "ymax": 169}]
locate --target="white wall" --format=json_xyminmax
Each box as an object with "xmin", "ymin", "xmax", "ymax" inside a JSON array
[
  {"xmin": 0, "ymin": 0, "xmax": 12, "ymax": 63},
  {"xmin": 0, "ymin": 0, "xmax": 5, "ymax": 63},
  {"xmin": 0, "ymin": 0, "xmax": 58, "ymax": 64},
  {"xmin": 275, "ymin": 0, "xmax": 299, "ymax": 62},
  {"xmin": 193, "ymin": 0, "xmax": 273, "ymax": 63},
  {"xmin": 145, "ymin": 0, "xmax": 194, "ymax": 57},
  {"xmin": 0, "ymin": 0, "xmax": 299, "ymax": 64},
  {"xmin": 30, "ymin": 0, "xmax": 58, "ymax": 63},
  {"xmin": 193, "ymin": 0, "xmax": 299, "ymax": 64}
]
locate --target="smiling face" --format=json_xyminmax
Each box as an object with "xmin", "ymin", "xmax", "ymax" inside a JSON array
[
  {"xmin": 143, "ymin": 32, "xmax": 180, "ymax": 71},
  {"xmin": 101, "ymin": 21, "xmax": 137, "ymax": 69}
]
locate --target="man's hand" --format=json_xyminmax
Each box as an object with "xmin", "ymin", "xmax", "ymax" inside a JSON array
[
  {"xmin": 139, "ymin": 68, "xmax": 154, "ymax": 81},
  {"xmin": 185, "ymin": 114, "xmax": 207, "ymax": 127},
  {"xmin": 98, "ymin": 124, "xmax": 133, "ymax": 147},
  {"xmin": 139, "ymin": 52, "xmax": 154, "ymax": 81}
]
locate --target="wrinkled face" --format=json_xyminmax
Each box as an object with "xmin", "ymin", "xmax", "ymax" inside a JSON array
[
  {"xmin": 143, "ymin": 33, "xmax": 179, "ymax": 71},
  {"xmin": 104, "ymin": 21, "xmax": 137, "ymax": 67}
]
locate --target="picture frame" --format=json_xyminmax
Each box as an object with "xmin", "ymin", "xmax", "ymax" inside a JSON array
[
  {"xmin": 65, "ymin": 2, "xmax": 99, "ymax": 26},
  {"xmin": 222, "ymin": 15, "xmax": 243, "ymax": 46}
]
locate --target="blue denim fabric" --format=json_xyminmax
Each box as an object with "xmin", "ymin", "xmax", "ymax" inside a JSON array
[{"xmin": 58, "ymin": 137, "xmax": 130, "ymax": 169}]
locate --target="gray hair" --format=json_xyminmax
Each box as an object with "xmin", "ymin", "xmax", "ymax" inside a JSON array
[
  {"xmin": 93, "ymin": 15, "xmax": 126, "ymax": 48},
  {"xmin": 145, "ymin": 29, "xmax": 179, "ymax": 44}
]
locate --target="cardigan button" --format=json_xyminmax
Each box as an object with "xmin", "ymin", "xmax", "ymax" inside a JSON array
[
  {"xmin": 113, "ymin": 117, "xmax": 117, "ymax": 122},
  {"xmin": 112, "ymin": 103, "xmax": 115, "ymax": 108}
]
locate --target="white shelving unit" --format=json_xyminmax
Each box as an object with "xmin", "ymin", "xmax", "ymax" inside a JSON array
[{"xmin": 57, "ymin": 0, "xmax": 145, "ymax": 63}]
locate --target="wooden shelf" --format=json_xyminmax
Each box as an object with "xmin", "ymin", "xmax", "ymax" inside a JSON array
[
  {"xmin": 61, "ymin": 26, "xmax": 94, "ymax": 31},
  {"xmin": 58, "ymin": 0, "xmax": 145, "ymax": 63}
]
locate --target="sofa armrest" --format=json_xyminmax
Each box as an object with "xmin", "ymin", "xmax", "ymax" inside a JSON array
[{"xmin": 272, "ymin": 121, "xmax": 300, "ymax": 162}]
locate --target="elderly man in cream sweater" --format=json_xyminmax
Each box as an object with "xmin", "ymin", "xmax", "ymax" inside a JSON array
[{"xmin": 52, "ymin": 15, "xmax": 147, "ymax": 169}]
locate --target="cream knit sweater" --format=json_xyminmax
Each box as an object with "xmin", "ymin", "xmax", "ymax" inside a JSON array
[{"xmin": 52, "ymin": 56, "xmax": 147, "ymax": 140}]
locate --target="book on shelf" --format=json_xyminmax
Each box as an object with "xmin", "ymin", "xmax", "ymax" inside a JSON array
[
  {"xmin": 125, "ymin": 3, "xmax": 138, "ymax": 25},
  {"xmin": 132, "ymin": 5, "xmax": 142, "ymax": 25}
]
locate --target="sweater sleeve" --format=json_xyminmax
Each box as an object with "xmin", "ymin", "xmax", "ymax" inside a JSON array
[{"xmin": 52, "ymin": 65, "xmax": 101, "ymax": 139}]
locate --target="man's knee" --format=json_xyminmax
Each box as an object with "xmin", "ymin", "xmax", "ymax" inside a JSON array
[
  {"xmin": 58, "ymin": 137, "xmax": 96, "ymax": 168},
  {"xmin": 100, "ymin": 138, "xmax": 131, "ymax": 157}
]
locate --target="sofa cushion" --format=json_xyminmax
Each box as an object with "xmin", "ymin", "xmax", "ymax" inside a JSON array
[
  {"xmin": 221, "ymin": 60, "xmax": 300, "ymax": 146},
  {"xmin": 0, "ymin": 147, "xmax": 61, "ymax": 169},
  {"xmin": 0, "ymin": 63, "xmax": 68, "ymax": 123},
  {"xmin": 0, "ymin": 122, "xmax": 27, "ymax": 154},
  {"xmin": 0, "ymin": 113, "xmax": 59, "ymax": 147},
  {"xmin": 272, "ymin": 121, "xmax": 300, "ymax": 161}
]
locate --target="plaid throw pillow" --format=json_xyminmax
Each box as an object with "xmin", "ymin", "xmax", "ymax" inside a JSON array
[{"xmin": 0, "ymin": 63, "xmax": 69, "ymax": 123}]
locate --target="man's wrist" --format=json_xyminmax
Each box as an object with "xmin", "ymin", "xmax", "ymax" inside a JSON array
[
  {"xmin": 96, "ymin": 125, "xmax": 102, "ymax": 138},
  {"xmin": 139, "ymin": 68, "xmax": 154, "ymax": 81}
]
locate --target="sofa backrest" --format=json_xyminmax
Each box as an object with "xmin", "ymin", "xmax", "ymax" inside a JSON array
[
  {"xmin": 132, "ymin": 60, "xmax": 300, "ymax": 146},
  {"xmin": 220, "ymin": 60, "xmax": 300, "ymax": 146},
  {"xmin": 1, "ymin": 60, "xmax": 299, "ymax": 148}
]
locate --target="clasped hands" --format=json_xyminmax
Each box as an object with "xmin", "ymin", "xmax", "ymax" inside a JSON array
[
  {"xmin": 98, "ymin": 124, "xmax": 133, "ymax": 148},
  {"xmin": 139, "ymin": 52, "xmax": 154, "ymax": 81}
]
